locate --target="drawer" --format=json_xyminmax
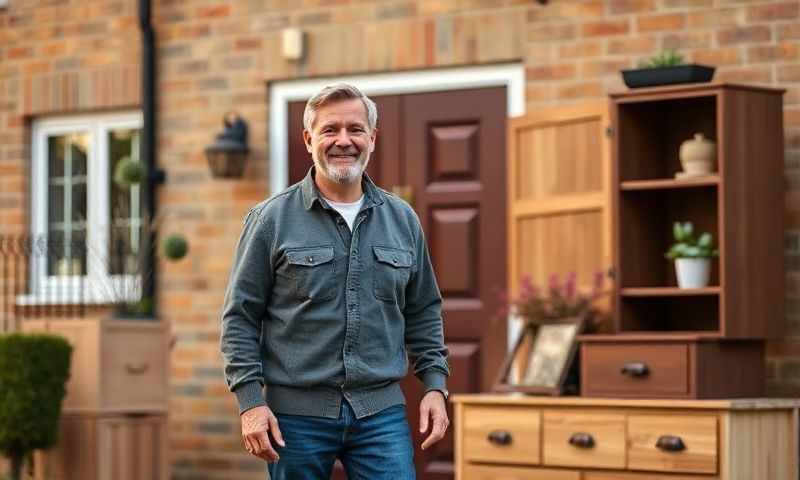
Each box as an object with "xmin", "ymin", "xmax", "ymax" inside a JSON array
[
  {"xmin": 462, "ymin": 406, "xmax": 540, "ymax": 465},
  {"xmin": 102, "ymin": 324, "xmax": 168, "ymax": 411},
  {"xmin": 543, "ymin": 410, "xmax": 626, "ymax": 469},
  {"xmin": 582, "ymin": 343, "xmax": 689, "ymax": 397},
  {"xmin": 584, "ymin": 473, "xmax": 718, "ymax": 480},
  {"xmin": 463, "ymin": 464, "xmax": 579, "ymax": 480},
  {"xmin": 22, "ymin": 318, "xmax": 168, "ymax": 412},
  {"xmin": 627, "ymin": 414, "xmax": 718, "ymax": 474}
]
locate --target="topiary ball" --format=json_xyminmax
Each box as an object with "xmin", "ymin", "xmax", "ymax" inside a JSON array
[
  {"xmin": 162, "ymin": 234, "xmax": 189, "ymax": 261},
  {"xmin": 113, "ymin": 157, "xmax": 146, "ymax": 188}
]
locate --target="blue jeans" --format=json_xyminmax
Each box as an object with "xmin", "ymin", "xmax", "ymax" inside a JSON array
[{"xmin": 267, "ymin": 403, "xmax": 416, "ymax": 480}]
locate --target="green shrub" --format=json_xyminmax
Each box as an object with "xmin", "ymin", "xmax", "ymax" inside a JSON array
[
  {"xmin": 113, "ymin": 156, "xmax": 146, "ymax": 188},
  {"xmin": 0, "ymin": 334, "xmax": 72, "ymax": 480},
  {"xmin": 163, "ymin": 233, "xmax": 189, "ymax": 261}
]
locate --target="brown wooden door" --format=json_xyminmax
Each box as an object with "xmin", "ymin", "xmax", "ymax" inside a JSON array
[
  {"xmin": 506, "ymin": 102, "xmax": 614, "ymax": 324},
  {"xmin": 287, "ymin": 87, "xmax": 507, "ymax": 480}
]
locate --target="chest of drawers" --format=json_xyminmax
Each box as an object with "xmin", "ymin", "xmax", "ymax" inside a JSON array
[{"xmin": 453, "ymin": 394, "xmax": 799, "ymax": 480}]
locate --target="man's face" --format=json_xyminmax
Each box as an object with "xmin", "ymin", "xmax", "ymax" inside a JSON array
[{"xmin": 303, "ymin": 98, "xmax": 376, "ymax": 185}]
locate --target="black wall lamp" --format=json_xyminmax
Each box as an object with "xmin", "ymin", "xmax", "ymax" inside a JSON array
[{"xmin": 205, "ymin": 112, "xmax": 249, "ymax": 178}]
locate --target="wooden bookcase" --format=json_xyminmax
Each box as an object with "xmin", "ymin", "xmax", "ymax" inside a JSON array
[
  {"xmin": 612, "ymin": 83, "xmax": 784, "ymax": 338},
  {"xmin": 581, "ymin": 83, "xmax": 785, "ymax": 399}
]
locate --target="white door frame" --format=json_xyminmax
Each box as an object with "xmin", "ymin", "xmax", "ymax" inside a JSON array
[{"xmin": 268, "ymin": 63, "xmax": 525, "ymax": 197}]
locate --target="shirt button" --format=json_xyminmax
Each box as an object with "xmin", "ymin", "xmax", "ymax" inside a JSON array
[
  {"xmin": 393, "ymin": 258, "xmax": 398, "ymax": 264},
  {"xmin": 307, "ymin": 256, "xmax": 314, "ymax": 263}
]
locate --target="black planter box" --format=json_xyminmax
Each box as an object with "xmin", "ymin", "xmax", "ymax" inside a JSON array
[{"xmin": 621, "ymin": 64, "xmax": 715, "ymax": 89}]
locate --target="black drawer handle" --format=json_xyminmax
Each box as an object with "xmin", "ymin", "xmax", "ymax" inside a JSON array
[
  {"xmin": 568, "ymin": 432, "xmax": 595, "ymax": 449},
  {"xmin": 621, "ymin": 362, "xmax": 650, "ymax": 377},
  {"xmin": 487, "ymin": 430, "xmax": 512, "ymax": 446},
  {"xmin": 656, "ymin": 435, "xmax": 686, "ymax": 452}
]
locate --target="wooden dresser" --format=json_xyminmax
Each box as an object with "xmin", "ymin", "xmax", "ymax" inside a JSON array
[{"xmin": 453, "ymin": 394, "xmax": 799, "ymax": 480}]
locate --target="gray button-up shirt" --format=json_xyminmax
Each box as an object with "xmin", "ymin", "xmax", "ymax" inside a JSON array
[{"xmin": 220, "ymin": 167, "xmax": 449, "ymax": 419}]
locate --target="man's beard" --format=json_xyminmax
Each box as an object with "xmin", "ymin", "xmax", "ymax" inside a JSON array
[{"xmin": 314, "ymin": 147, "xmax": 370, "ymax": 185}]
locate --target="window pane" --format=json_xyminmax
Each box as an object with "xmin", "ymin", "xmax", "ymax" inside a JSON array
[
  {"xmin": 47, "ymin": 132, "xmax": 89, "ymax": 271},
  {"xmin": 48, "ymin": 135, "xmax": 65, "ymax": 177},
  {"xmin": 48, "ymin": 184, "xmax": 64, "ymax": 224},
  {"xmin": 71, "ymin": 140, "xmax": 87, "ymax": 176},
  {"xmin": 108, "ymin": 128, "xmax": 143, "ymax": 275},
  {"xmin": 71, "ymin": 183, "xmax": 87, "ymax": 223}
]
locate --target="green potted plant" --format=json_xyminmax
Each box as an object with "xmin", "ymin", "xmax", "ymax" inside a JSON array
[
  {"xmin": 0, "ymin": 333, "xmax": 72, "ymax": 480},
  {"xmin": 665, "ymin": 221, "xmax": 718, "ymax": 289},
  {"xmin": 621, "ymin": 49, "xmax": 715, "ymax": 88},
  {"xmin": 113, "ymin": 155, "xmax": 146, "ymax": 189}
]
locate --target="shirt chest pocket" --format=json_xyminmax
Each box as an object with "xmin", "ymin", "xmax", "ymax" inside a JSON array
[
  {"xmin": 372, "ymin": 246, "xmax": 413, "ymax": 305},
  {"xmin": 286, "ymin": 246, "xmax": 337, "ymax": 302}
]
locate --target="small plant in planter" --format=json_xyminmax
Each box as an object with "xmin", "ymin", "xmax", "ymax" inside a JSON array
[
  {"xmin": 621, "ymin": 49, "xmax": 715, "ymax": 88},
  {"xmin": 113, "ymin": 156, "xmax": 146, "ymax": 189},
  {"xmin": 0, "ymin": 333, "xmax": 72, "ymax": 480},
  {"xmin": 665, "ymin": 221, "xmax": 718, "ymax": 289}
]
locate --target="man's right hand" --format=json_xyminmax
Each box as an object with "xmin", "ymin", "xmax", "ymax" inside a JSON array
[{"xmin": 241, "ymin": 405, "xmax": 285, "ymax": 463}]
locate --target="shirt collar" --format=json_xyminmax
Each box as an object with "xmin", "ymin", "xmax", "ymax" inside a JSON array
[{"xmin": 301, "ymin": 166, "xmax": 385, "ymax": 211}]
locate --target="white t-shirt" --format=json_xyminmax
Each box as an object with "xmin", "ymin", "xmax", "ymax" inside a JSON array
[{"xmin": 325, "ymin": 195, "xmax": 365, "ymax": 231}]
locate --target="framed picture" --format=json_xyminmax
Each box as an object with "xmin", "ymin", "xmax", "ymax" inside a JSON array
[{"xmin": 493, "ymin": 316, "xmax": 584, "ymax": 395}]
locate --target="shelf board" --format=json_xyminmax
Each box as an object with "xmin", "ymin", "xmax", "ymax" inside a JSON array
[
  {"xmin": 621, "ymin": 287, "xmax": 721, "ymax": 297},
  {"xmin": 620, "ymin": 176, "xmax": 719, "ymax": 191}
]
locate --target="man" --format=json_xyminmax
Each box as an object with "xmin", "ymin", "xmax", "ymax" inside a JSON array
[{"xmin": 220, "ymin": 83, "xmax": 450, "ymax": 479}]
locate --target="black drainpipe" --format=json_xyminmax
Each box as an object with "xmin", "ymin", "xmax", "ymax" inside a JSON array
[{"xmin": 138, "ymin": 0, "xmax": 165, "ymax": 314}]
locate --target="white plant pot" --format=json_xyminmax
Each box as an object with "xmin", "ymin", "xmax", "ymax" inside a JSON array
[{"xmin": 675, "ymin": 258, "xmax": 711, "ymax": 289}]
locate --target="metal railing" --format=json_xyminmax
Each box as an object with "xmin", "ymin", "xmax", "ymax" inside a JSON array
[{"xmin": 0, "ymin": 234, "xmax": 152, "ymax": 332}]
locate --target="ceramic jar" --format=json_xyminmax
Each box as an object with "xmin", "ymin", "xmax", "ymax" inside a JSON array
[{"xmin": 679, "ymin": 133, "xmax": 716, "ymax": 176}]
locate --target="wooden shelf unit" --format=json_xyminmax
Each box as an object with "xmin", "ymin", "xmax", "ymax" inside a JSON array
[{"xmin": 612, "ymin": 83, "xmax": 785, "ymax": 339}]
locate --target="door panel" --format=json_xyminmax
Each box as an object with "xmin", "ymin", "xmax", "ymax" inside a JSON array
[
  {"xmin": 287, "ymin": 87, "xmax": 507, "ymax": 479},
  {"xmin": 402, "ymin": 87, "xmax": 507, "ymax": 479},
  {"xmin": 507, "ymin": 103, "xmax": 613, "ymax": 320}
]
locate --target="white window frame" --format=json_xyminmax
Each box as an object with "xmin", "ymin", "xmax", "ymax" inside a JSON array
[{"xmin": 22, "ymin": 111, "xmax": 144, "ymax": 305}]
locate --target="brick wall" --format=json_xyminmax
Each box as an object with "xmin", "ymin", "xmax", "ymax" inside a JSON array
[{"xmin": 2, "ymin": 1, "xmax": 799, "ymax": 479}]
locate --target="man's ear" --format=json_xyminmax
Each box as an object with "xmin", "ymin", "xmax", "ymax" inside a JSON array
[
  {"xmin": 302, "ymin": 129, "xmax": 314, "ymax": 154},
  {"xmin": 369, "ymin": 127, "xmax": 378, "ymax": 153}
]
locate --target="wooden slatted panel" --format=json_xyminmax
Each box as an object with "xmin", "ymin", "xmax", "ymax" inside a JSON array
[{"xmin": 507, "ymin": 103, "xmax": 613, "ymax": 316}]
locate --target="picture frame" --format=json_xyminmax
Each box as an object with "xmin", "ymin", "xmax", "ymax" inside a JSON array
[{"xmin": 493, "ymin": 316, "xmax": 584, "ymax": 395}]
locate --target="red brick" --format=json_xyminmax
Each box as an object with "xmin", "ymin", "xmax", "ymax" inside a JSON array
[
  {"xmin": 748, "ymin": 43, "xmax": 800, "ymax": 63},
  {"xmin": 786, "ymin": 108, "xmax": 800, "ymax": 128},
  {"xmin": 608, "ymin": 0, "xmax": 656, "ymax": 14},
  {"xmin": 715, "ymin": 65, "xmax": 773, "ymax": 83},
  {"xmin": 778, "ymin": 23, "xmax": 800, "ymax": 40},
  {"xmin": 580, "ymin": 59, "xmax": 634, "ymax": 78},
  {"xmin": 686, "ymin": 8, "xmax": 742, "ymax": 28},
  {"xmin": 527, "ymin": 23, "xmax": 576, "ymax": 42},
  {"xmin": 607, "ymin": 36, "xmax": 658, "ymax": 55},
  {"xmin": 526, "ymin": 64, "xmax": 577, "ymax": 81},
  {"xmin": 234, "ymin": 37, "xmax": 262, "ymax": 51},
  {"xmin": 559, "ymin": 42, "xmax": 603, "ymax": 59},
  {"xmin": 582, "ymin": 19, "xmax": 630, "ymax": 37},
  {"xmin": 662, "ymin": 31, "xmax": 712, "ymax": 49},
  {"xmin": 690, "ymin": 48, "xmax": 742, "ymax": 66},
  {"xmin": 747, "ymin": 2, "xmax": 799, "ymax": 22},
  {"xmin": 778, "ymin": 64, "xmax": 800, "ymax": 82},
  {"xmin": 8, "ymin": 46, "xmax": 32, "ymax": 59},
  {"xmin": 661, "ymin": 0, "xmax": 712, "ymax": 7},
  {"xmin": 197, "ymin": 4, "xmax": 231, "ymax": 18},
  {"xmin": 557, "ymin": 81, "xmax": 604, "ymax": 99},
  {"xmin": 717, "ymin": 26, "xmax": 772, "ymax": 45},
  {"xmin": 525, "ymin": 84, "xmax": 555, "ymax": 103},
  {"xmin": 637, "ymin": 13, "xmax": 685, "ymax": 32}
]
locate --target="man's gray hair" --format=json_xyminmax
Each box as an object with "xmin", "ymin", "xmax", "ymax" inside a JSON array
[{"xmin": 303, "ymin": 83, "xmax": 378, "ymax": 132}]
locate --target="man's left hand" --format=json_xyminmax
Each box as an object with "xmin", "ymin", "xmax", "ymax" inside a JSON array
[{"xmin": 419, "ymin": 390, "xmax": 449, "ymax": 450}]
